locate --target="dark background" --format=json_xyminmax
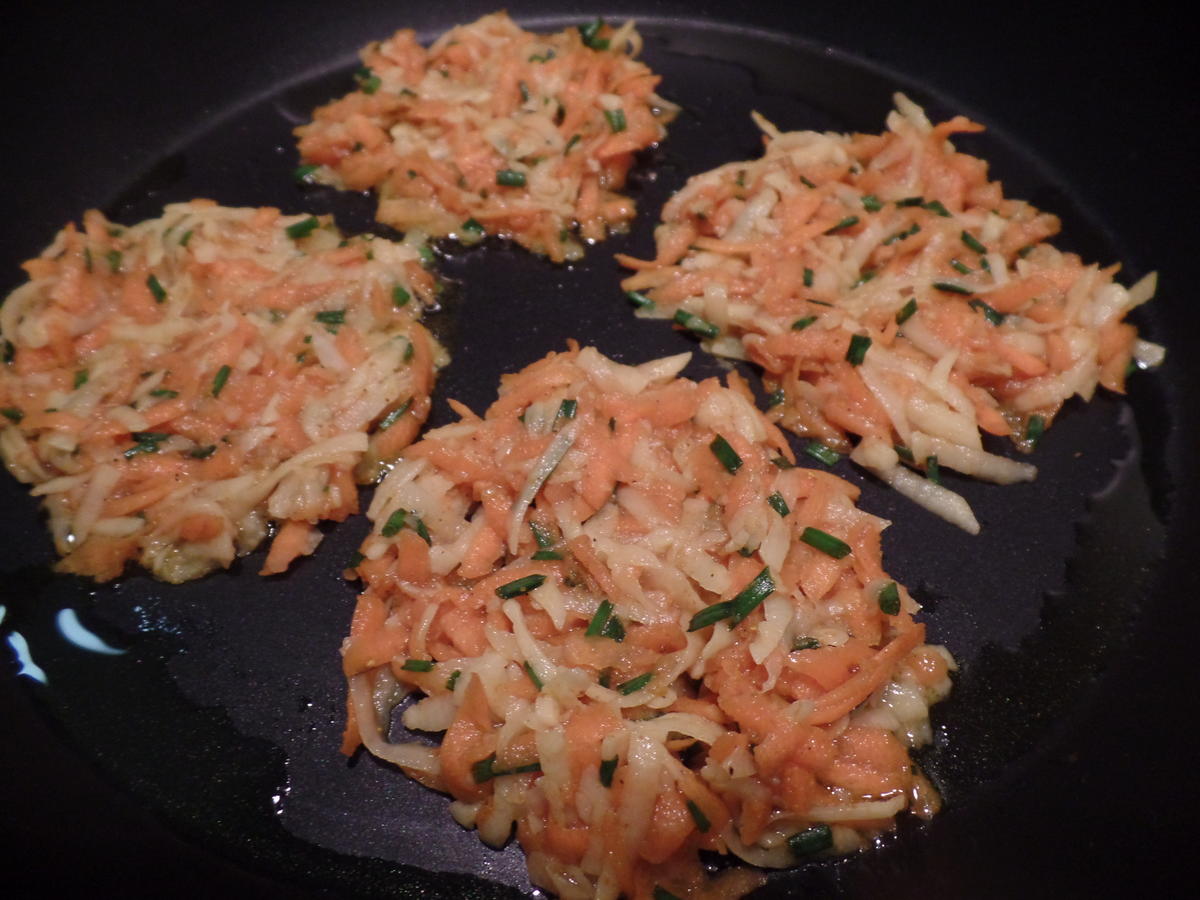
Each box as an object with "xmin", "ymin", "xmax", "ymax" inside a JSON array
[{"xmin": 2, "ymin": 2, "xmax": 1197, "ymax": 897}]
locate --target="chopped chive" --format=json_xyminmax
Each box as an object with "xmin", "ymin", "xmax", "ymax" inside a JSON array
[
  {"xmin": 686, "ymin": 799, "xmax": 711, "ymax": 832},
  {"xmin": 518, "ymin": 80, "xmax": 530, "ymax": 103},
  {"xmin": 531, "ymin": 550, "xmax": 562, "ymax": 561},
  {"xmin": 895, "ymin": 298, "xmax": 919, "ymax": 325},
  {"xmin": 980, "ymin": 256, "xmax": 992, "ymax": 272},
  {"xmin": 523, "ymin": 661, "xmax": 544, "ymax": 690},
  {"xmin": 877, "ymin": 581, "xmax": 901, "ymax": 615},
  {"xmin": 123, "ymin": 431, "xmax": 171, "ymax": 459},
  {"xmin": 105, "ymin": 250, "xmax": 122, "ymax": 272},
  {"xmin": 556, "ymin": 398, "xmax": 578, "ymax": 422},
  {"xmin": 673, "ymin": 309, "xmax": 718, "ymax": 339},
  {"xmin": 83, "ymin": 246, "xmax": 93, "ymax": 271},
  {"xmin": 598, "ymin": 667, "xmax": 613, "ymax": 689},
  {"xmin": 461, "ymin": 218, "xmax": 485, "ymax": 235},
  {"xmin": 412, "ymin": 516, "xmax": 431, "ymax": 545},
  {"xmin": 894, "ymin": 443, "xmax": 915, "ymax": 462},
  {"xmin": 923, "ymin": 199, "xmax": 951, "ymax": 217},
  {"xmin": 709, "ymin": 434, "xmax": 742, "ymax": 473},
  {"xmin": 178, "ymin": 229, "xmax": 193, "ymax": 247},
  {"xmin": 768, "ymin": 492, "xmax": 790, "ymax": 517},
  {"xmin": 599, "ymin": 757, "xmax": 618, "ymax": 787},
  {"xmin": 730, "ymin": 567, "xmax": 775, "ymax": 624},
  {"xmin": 766, "ymin": 388, "xmax": 786, "ymax": 408},
  {"xmin": 285, "ymin": 216, "xmax": 320, "ymax": 240},
  {"xmin": 496, "ymin": 169, "xmax": 527, "ymax": 187},
  {"xmin": 496, "ymin": 574, "xmax": 547, "ymax": 599},
  {"xmin": 74, "ymin": 369, "xmax": 89, "ymax": 389},
  {"xmin": 932, "ymin": 281, "xmax": 971, "ymax": 295},
  {"xmin": 845, "ymin": 333, "xmax": 871, "ymax": 366},
  {"xmin": 293, "ymin": 163, "xmax": 319, "ymax": 183},
  {"xmin": 926, "ymin": 455, "xmax": 941, "ymax": 484},
  {"xmin": 801, "ymin": 527, "xmax": 851, "ymax": 559},
  {"xmin": 150, "ymin": 388, "xmax": 178, "ymax": 398},
  {"xmin": 2, "ymin": 407, "xmax": 24, "ymax": 423},
  {"xmin": 418, "ymin": 245, "xmax": 436, "ymax": 265},
  {"xmin": 564, "ymin": 133, "xmax": 581, "ymax": 153},
  {"xmin": 626, "ymin": 289, "xmax": 654, "ymax": 309},
  {"xmin": 378, "ymin": 398, "xmax": 412, "ymax": 430},
  {"xmin": 315, "ymin": 309, "xmax": 346, "ymax": 326},
  {"xmin": 960, "ymin": 230, "xmax": 988, "ymax": 254},
  {"xmin": 617, "ymin": 672, "xmax": 652, "ymax": 695},
  {"xmin": 403, "ymin": 339, "xmax": 415, "ymax": 363},
  {"xmin": 789, "ymin": 823, "xmax": 833, "ymax": 857},
  {"xmin": 1025, "ymin": 414, "xmax": 1046, "ymax": 448},
  {"xmin": 825, "ymin": 215, "xmax": 859, "ymax": 234},
  {"xmin": 578, "ymin": 17, "xmax": 610, "ymax": 50},
  {"xmin": 381, "ymin": 509, "xmax": 407, "ymax": 537},
  {"xmin": 896, "ymin": 195, "xmax": 924, "ymax": 207},
  {"xmin": 392, "ymin": 285, "xmax": 411, "ymax": 307},
  {"xmin": 807, "ymin": 298, "xmax": 833, "ymax": 307},
  {"xmin": 968, "ymin": 298, "xmax": 1005, "ymax": 325},
  {"xmin": 771, "ymin": 455, "xmax": 794, "ymax": 469},
  {"xmin": 446, "ymin": 669, "xmax": 462, "ymax": 691},
  {"xmin": 804, "ymin": 440, "xmax": 840, "ymax": 466},
  {"xmin": 791, "ymin": 316, "xmax": 817, "ymax": 331},
  {"xmin": 146, "ymin": 274, "xmax": 167, "ymax": 303},
  {"xmin": 530, "ymin": 521, "xmax": 555, "ymax": 549},
  {"xmin": 401, "ymin": 658, "xmax": 434, "ymax": 672},
  {"xmin": 586, "ymin": 600, "xmax": 615, "ymax": 637},
  {"xmin": 188, "ymin": 444, "xmax": 216, "ymax": 459},
  {"xmin": 354, "ymin": 66, "xmax": 381, "ymax": 94},
  {"xmin": 861, "ymin": 194, "xmax": 883, "ymax": 212},
  {"xmin": 652, "ymin": 888, "xmax": 683, "ymax": 900},
  {"xmin": 799, "ymin": 175, "xmax": 817, "ymax": 189},
  {"xmin": 471, "ymin": 754, "xmax": 498, "ymax": 783},
  {"xmin": 509, "ymin": 761, "xmax": 542, "ymax": 775},
  {"xmin": 803, "ymin": 267, "xmax": 814, "ymax": 287},
  {"xmin": 852, "ymin": 270, "xmax": 876, "ymax": 288},
  {"xmin": 735, "ymin": 170, "xmax": 746, "ymax": 187},
  {"xmin": 211, "ymin": 364, "xmax": 231, "ymax": 397},
  {"xmin": 883, "ymin": 223, "xmax": 921, "ymax": 245},
  {"xmin": 950, "ymin": 258, "xmax": 973, "ymax": 275},
  {"xmin": 602, "ymin": 615, "xmax": 625, "ymax": 642},
  {"xmin": 792, "ymin": 635, "xmax": 821, "ymax": 651},
  {"xmin": 604, "ymin": 108, "xmax": 627, "ymax": 133}
]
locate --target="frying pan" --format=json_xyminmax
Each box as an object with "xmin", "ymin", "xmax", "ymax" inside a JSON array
[{"xmin": 2, "ymin": 2, "xmax": 1196, "ymax": 897}]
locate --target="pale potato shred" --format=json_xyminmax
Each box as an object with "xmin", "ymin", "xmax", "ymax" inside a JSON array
[
  {"xmin": 341, "ymin": 345, "xmax": 953, "ymax": 899},
  {"xmin": 620, "ymin": 95, "xmax": 1164, "ymax": 531},
  {"xmin": 0, "ymin": 201, "xmax": 444, "ymax": 583},
  {"xmin": 295, "ymin": 12, "xmax": 678, "ymax": 261}
]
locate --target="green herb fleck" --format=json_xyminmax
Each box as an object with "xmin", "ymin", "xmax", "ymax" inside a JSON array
[
  {"xmin": 146, "ymin": 274, "xmax": 167, "ymax": 303},
  {"xmin": 895, "ymin": 298, "xmax": 918, "ymax": 325},
  {"xmin": 709, "ymin": 434, "xmax": 742, "ymax": 473},
  {"xmin": 923, "ymin": 199, "xmax": 951, "ymax": 217},
  {"xmin": 74, "ymin": 369, "xmax": 89, "ymax": 389},
  {"xmin": 211, "ymin": 365, "xmax": 231, "ymax": 397},
  {"xmin": 599, "ymin": 757, "xmax": 618, "ymax": 787},
  {"xmin": 825, "ymin": 215, "xmax": 859, "ymax": 234},
  {"xmin": 792, "ymin": 636, "xmax": 821, "ymax": 651},
  {"xmin": 804, "ymin": 440, "xmax": 840, "ymax": 466},
  {"xmin": 932, "ymin": 281, "xmax": 971, "ymax": 295},
  {"xmin": 877, "ymin": 581, "xmax": 901, "ymax": 615},
  {"xmin": 800, "ymin": 527, "xmax": 851, "ymax": 559},
  {"xmin": 961, "ymin": 230, "xmax": 988, "ymax": 255},
  {"xmin": 604, "ymin": 108, "xmax": 626, "ymax": 133},
  {"xmin": 617, "ymin": 672, "xmax": 652, "ymax": 695},
  {"xmin": 496, "ymin": 169, "xmax": 527, "ymax": 187},
  {"xmin": 686, "ymin": 799, "xmax": 711, "ymax": 832},
  {"xmin": 789, "ymin": 823, "xmax": 833, "ymax": 857},
  {"xmin": 378, "ymin": 398, "xmax": 412, "ymax": 430},
  {"xmin": 1, "ymin": 407, "xmax": 24, "ymax": 423},
  {"xmin": 926, "ymin": 455, "xmax": 941, "ymax": 484},
  {"xmin": 791, "ymin": 316, "xmax": 817, "ymax": 331},
  {"xmin": 968, "ymin": 298, "xmax": 1005, "ymax": 325},
  {"xmin": 626, "ymin": 289, "xmax": 654, "ymax": 310},
  {"xmin": 496, "ymin": 574, "xmax": 547, "ymax": 599},
  {"xmin": 354, "ymin": 66, "xmax": 381, "ymax": 94},
  {"xmin": 1025, "ymin": 414, "xmax": 1046, "ymax": 448},
  {"xmin": 578, "ymin": 17, "xmax": 610, "ymax": 50},
  {"xmin": 845, "ymin": 333, "xmax": 871, "ymax": 366},
  {"xmin": 768, "ymin": 492, "xmax": 790, "ymax": 517},
  {"xmin": 673, "ymin": 309, "xmax": 719, "ymax": 339},
  {"xmin": 392, "ymin": 285, "xmax": 411, "ymax": 307},
  {"xmin": 861, "ymin": 194, "xmax": 883, "ymax": 212},
  {"xmin": 803, "ymin": 267, "xmax": 814, "ymax": 287},
  {"xmin": 401, "ymin": 658, "xmax": 434, "ymax": 673},
  {"xmin": 730, "ymin": 567, "xmax": 775, "ymax": 624},
  {"xmin": 286, "ymin": 216, "xmax": 320, "ymax": 240},
  {"xmin": 523, "ymin": 661, "xmax": 544, "ymax": 690}
]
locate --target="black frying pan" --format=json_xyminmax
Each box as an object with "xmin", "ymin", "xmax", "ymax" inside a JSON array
[{"xmin": 2, "ymin": 2, "xmax": 1196, "ymax": 897}]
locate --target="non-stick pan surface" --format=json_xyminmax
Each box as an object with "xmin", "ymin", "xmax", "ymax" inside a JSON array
[{"xmin": 2, "ymin": 2, "xmax": 1196, "ymax": 898}]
